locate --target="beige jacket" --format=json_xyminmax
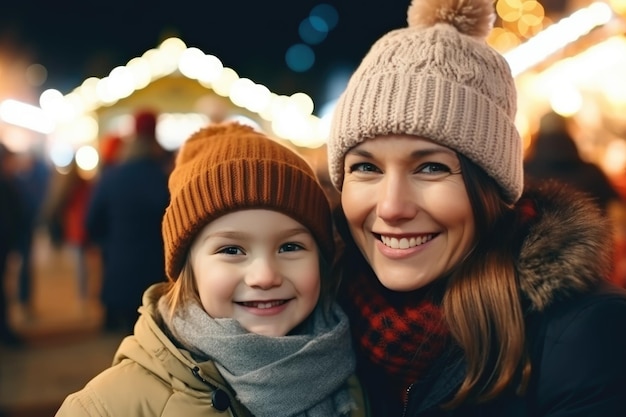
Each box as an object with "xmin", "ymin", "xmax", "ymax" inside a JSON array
[{"xmin": 55, "ymin": 283, "xmax": 368, "ymax": 416}]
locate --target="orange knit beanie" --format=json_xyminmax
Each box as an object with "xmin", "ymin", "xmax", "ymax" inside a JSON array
[{"xmin": 162, "ymin": 122, "xmax": 334, "ymax": 280}]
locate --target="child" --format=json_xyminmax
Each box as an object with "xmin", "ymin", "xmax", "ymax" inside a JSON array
[{"xmin": 56, "ymin": 122, "xmax": 365, "ymax": 417}]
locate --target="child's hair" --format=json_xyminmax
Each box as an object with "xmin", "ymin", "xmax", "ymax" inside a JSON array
[{"xmin": 159, "ymin": 121, "xmax": 336, "ymax": 312}]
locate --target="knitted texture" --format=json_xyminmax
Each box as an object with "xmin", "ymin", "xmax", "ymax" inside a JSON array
[
  {"xmin": 342, "ymin": 268, "xmax": 450, "ymax": 405},
  {"xmin": 328, "ymin": 0, "xmax": 523, "ymax": 203},
  {"xmin": 162, "ymin": 122, "xmax": 334, "ymax": 280}
]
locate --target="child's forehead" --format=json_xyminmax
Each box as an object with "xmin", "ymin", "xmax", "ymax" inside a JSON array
[{"xmin": 199, "ymin": 209, "xmax": 310, "ymax": 235}]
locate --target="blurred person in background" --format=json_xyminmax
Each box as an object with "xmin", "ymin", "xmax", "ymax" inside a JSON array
[
  {"xmin": 81, "ymin": 132, "xmax": 124, "ymax": 303},
  {"xmin": 524, "ymin": 111, "xmax": 623, "ymax": 214},
  {"xmin": 98, "ymin": 133, "xmax": 124, "ymax": 174},
  {"xmin": 0, "ymin": 143, "xmax": 24, "ymax": 346},
  {"xmin": 42, "ymin": 158, "xmax": 95, "ymax": 307},
  {"xmin": 11, "ymin": 149, "xmax": 50, "ymax": 319},
  {"xmin": 524, "ymin": 111, "xmax": 626, "ymax": 288},
  {"xmin": 85, "ymin": 109, "xmax": 170, "ymax": 334}
]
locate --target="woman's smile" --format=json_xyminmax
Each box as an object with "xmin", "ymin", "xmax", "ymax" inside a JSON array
[{"xmin": 342, "ymin": 135, "xmax": 475, "ymax": 291}]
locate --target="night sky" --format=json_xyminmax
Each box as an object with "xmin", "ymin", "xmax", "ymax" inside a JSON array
[{"xmin": 0, "ymin": 0, "xmax": 410, "ymax": 105}]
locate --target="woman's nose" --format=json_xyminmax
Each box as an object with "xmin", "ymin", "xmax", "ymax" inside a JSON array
[{"xmin": 376, "ymin": 174, "xmax": 418, "ymax": 223}]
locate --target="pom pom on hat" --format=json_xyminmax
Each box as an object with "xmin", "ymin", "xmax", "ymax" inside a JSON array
[
  {"xmin": 407, "ymin": 0, "xmax": 495, "ymax": 38},
  {"xmin": 328, "ymin": 0, "xmax": 523, "ymax": 203},
  {"xmin": 162, "ymin": 122, "xmax": 334, "ymax": 280}
]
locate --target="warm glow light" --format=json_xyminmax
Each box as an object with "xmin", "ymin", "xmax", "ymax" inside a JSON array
[
  {"xmin": 537, "ymin": 36, "xmax": 626, "ymax": 111},
  {"xmin": 107, "ymin": 66, "xmax": 135, "ymax": 99},
  {"xmin": 229, "ymin": 77, "xmax": 256, "ymax": 109},
  {"xmin": 504, "ymin": 2, "xmax": 614, "ymax": 76},
  {"xmin": 156, "ymin": 112, "xmax": 209, "ymax": 151},
  {"xmin": 50, "ymin": 114, "xmax": 99, "ymax": 146},
  {"xmin": 0, "ymin": 99, "xmax": 55, "ymax": 133},
  {"xmin": 290, "ymin": 92, "xmax": 314, "ymax": 115},
  {"xmin": 75, "ymin": 145, "xmax": 99, "ymax": 171},
  {"xmin": 197, "ymin": 55, "xmax": 224, "ymax": 85},
  {"xmin": 497, "ymin": 0, "xmax": 525, "ymax": 22},
  {"xmin": 608, "ymin": 0, "xmax": 626, "ymax": 15},
  {"xmin": 603, "ymin": 139, "xmax": 626, "ymax": 175},
  {"xmin": 39, "ymin": 89, "xmax": 65, "ymax": 113},
  {"xmin": 28, "ymin": 34, "xmax": 329, "ymax": 148},
  {"xmin": 244, "ymin": 84, "xmax": 272, "ymax": 114},
  {"xmin": 126, "ymin": 57, "xmax": 152, "ymax": 90},
  {"xmin": 549, "ymin": 87, "xmax": 583, "ymax": 116},
  {"xmin": 212, "ymin": 67, "xmax": 239, "ymax": 97},
  {"xmin": 178, "ymin": 47, "xmax": 208, "ymax": 80}
]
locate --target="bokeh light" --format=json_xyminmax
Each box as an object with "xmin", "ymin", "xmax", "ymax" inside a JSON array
[{"xmin": 285, "ymin": 44, "xmax": 315, "ymax": 73}]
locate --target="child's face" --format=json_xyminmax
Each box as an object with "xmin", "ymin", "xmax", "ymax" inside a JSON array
[{"xmin": 190, "ymin": 209, "xmax": 322, "ymax": 336}]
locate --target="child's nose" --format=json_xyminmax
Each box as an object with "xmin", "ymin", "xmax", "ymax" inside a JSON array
[{"xmin": 244, "ymin": 257, "xmax": 283, "ymax": 289}]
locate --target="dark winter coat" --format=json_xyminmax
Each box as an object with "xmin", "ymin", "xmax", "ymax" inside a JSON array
[
  {"xmin": 345, "ymin": 182, "xmax": 626, "ymax": 417},
  {"xmin": 85, "ymin": 152, "xmax": 170, "ymax": 312},
  {"xmin": 0, "ymin": 174, "xmax": 23, "ymax": 252}
]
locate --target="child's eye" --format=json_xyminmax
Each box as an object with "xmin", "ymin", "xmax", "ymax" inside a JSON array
[
  {"xmin": 279, "ymin": 242, "xmax": 304, "ymax": 253},
  {"xmin": 218, "ymin": 246, "xmax": 244, "ymax": 255},
  {"xmin": 348, "ymin": 162, "xmax": 380, "ymax": 173}
]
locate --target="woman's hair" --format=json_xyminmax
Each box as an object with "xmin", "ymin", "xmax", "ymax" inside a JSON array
[
  {"xmin": 160, "ymin": 239, "xmax": 336, "ymax": 321},
  {"xmin": 443, "ymin": 154, "xmax": 531, "ymax": 407}
]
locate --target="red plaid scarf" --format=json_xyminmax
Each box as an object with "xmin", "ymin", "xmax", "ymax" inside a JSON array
[{"xmin": 341, "ymin": 267, "xmax": 451, "ymax": 404}]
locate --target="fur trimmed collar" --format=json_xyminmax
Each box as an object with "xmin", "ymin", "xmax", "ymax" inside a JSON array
[{"xmin": 516, "ymin": 180, "xmax": 613, "ymax": 311}]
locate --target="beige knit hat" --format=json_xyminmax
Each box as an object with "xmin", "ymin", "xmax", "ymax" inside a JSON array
[
  {"xmin": 328, "ymin": 0, "xmax": 523, "ymax": 203},
  {"xmin": 162, "ymin": 122, "xmax": 334, "ymax": 280}
]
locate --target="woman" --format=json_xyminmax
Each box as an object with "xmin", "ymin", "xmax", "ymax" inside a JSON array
[{"xmin": 327, "ymin": 0, "xmax": 626, "ymax": 416}]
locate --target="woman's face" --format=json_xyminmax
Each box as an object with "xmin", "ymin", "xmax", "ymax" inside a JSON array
[
  {"xmin": 341, "ymin": 135, "xmax": 476, "ymax": 291},
  {"xmin": 190, "ymin": 209, "xmax": 321, "ymax": 336}
]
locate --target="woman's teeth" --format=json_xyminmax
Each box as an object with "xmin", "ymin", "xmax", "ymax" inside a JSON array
[{"xmin": 381, "ymin": 234, "xmax": 434, "ymax": 249}]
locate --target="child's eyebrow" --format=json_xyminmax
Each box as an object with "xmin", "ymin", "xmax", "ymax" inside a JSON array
[
  {"xmin": 279, "ymin": 227, "xmax": 313, "ymax": 238},
  {"xmin": 200, "ymin": 226, "xmax": 311, "ymax": 242},
  {"xmin": 200, "ymin": 230, "xmax": 247, "ymax": 242}
]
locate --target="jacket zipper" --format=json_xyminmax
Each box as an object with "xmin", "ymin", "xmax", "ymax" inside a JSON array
[
  {"xmin": 402, "ymin": 383, "xmax": 415, "ymax": 417},
  {"xmin": 191, "ymin": 366, "xmax": 214, "ymax": 386},
  {"xmin": 191, "ymin": 366, "xmax": 237, "ymax": 416}
]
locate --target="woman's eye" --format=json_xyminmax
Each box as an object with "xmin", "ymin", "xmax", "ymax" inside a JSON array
[
  {"xmin": 218, "ymin": 246, "xmax": 244, "ymax": 255},
  {"xmin": 348, "ymin": 162, "xmax": 380, "ymax": 173},
  {"xmin": 418, "ymin": 162, "xmax": 452, "ymax": 175},
  {"xmin": 279, "ymin": 242, "xmax": 304, "ymax": 253}
]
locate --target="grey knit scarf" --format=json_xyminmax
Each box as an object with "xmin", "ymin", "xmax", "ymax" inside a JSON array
[{"xmin": 160, "ymin": 298, "xmax": 356, "ymax": 417}]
